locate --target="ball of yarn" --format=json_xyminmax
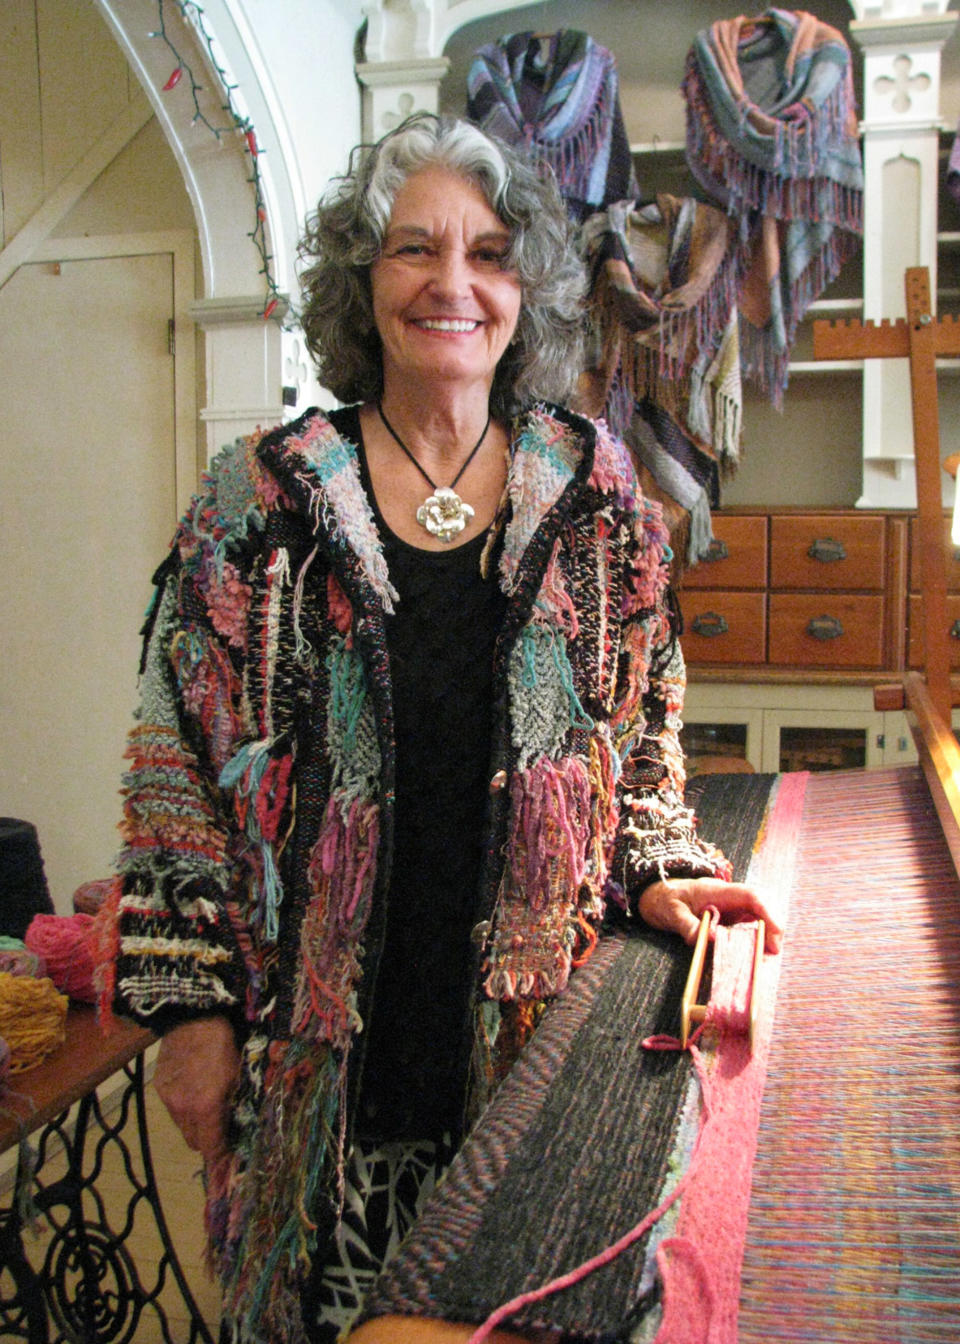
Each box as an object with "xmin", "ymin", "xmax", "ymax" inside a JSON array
[
  {"xmin": 0, "ymin": 1035, "xmax": 11, "ymax": 1088},
  {"xmin": 0, "ymin": 973, "xmax": 67, "ymax": 1072},
  {"xmin": 72, "ymin": 877, "xmax": 115, "ymax": 917},
  {"xmin": 0, "ymin": 935, "xmax": 44, "ymax": 978},
  {"xmin": 24, "ymin": 913, "xmax": 97, "ymax": 1003}
]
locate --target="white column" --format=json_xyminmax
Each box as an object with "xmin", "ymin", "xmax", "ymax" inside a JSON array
[
  {"xmin": 850, "ymin": 10, "xmax": 958, "ymax": 507},
  {"xmin": 355, "ymin": 58, "xmax": 451, "ymax": 141},
  {"xmin": 355, "ymin": 0, "xmax": 535, "ymax": 141},
  {"xmin": 190, "ymin": 299, "xmax": 286, "ymax": 459}
]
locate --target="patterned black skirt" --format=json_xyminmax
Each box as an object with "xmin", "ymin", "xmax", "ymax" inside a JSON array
[{"xmin": 301, "ymin": 1136, "xmax": 453, "ymax": 1342}]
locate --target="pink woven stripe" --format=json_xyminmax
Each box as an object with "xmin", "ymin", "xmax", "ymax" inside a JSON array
[
  {"xmin": 655, "ymin": 770, "xmax": 809, "ymax": 1344},
  {"xmin": 739, "ymin": 766, "xmax": 960, "ymax": 1342}
]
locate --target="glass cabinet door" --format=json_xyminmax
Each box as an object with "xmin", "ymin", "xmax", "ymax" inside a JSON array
[
  {"xmin": 679, "ymin": 709, "xmax": 763, "ymax": 773},
  {"xmin": 760, "ymin": 709, "xmax": 885, "ymax": 773}
]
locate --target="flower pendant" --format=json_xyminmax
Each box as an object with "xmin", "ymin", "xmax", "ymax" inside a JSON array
[{"xmin": 416, "ymin": 487, "xmax": 475, "ymax": 544}]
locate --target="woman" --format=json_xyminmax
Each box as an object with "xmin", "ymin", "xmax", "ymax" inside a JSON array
[{"xmin": 100, "ymin": 114, "xmax": 779, "ymax": 1344}]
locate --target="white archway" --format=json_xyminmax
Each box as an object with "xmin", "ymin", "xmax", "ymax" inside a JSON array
[{"xmin": 93, "ymin": 0, "xmax": 366, "ymax": 457}]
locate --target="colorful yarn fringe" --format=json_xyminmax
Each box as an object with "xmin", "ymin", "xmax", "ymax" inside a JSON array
[
  {"xmin": 208, "ymin": 1037, "xmax": 345, "ymax": 1344},
  {"xmin": 0, "ymin": 973, "xmax": 68, "ymax": 1072}
]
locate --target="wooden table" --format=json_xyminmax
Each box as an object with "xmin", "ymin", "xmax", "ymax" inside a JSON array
[{"xmin": 0, "ymin": 1005, "xmax": 215, "ymax": 1343}]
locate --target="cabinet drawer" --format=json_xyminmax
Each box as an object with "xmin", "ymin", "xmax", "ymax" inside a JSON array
[
  {"xmin": 682, "ymin": 515, "xmax": 768, "ymax": 590},
  {"xmin": 907, "ymin": 594, "xmax": 960, "ymax": 669},
  {"xmin": 681, "ymin": 592, "xmax": 766, "ymax": 665},
  {"xmin": 770, "ymin": 516, "xmax": 885, "ymax": 591},
  {"xmin": 908, "ymin": 516, "xmax": 960, "ymax": 593},
  {"xmin": 768, "ymin": 594, "xmax": 885, "ymax": 668}
]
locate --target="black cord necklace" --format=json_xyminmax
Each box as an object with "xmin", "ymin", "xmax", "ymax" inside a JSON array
[{"xmin": 377, "ymin": 401, "xmax": 490, "ymax": 543}]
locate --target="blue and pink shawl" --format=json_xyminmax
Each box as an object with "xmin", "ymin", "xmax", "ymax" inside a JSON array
[
  {"xmin": 683, "ymin": 8, "xmax": 864, "ymax": 401},
  {"xmin": 466, "ymin": 29, "xmax": 637, "ymax": 222}
]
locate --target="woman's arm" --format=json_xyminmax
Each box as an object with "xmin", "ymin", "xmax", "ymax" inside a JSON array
[
  {"xmin": 107, "ymin": 560, "xmax": 250, "ymax": 1029},
  {"xmin": 611, "ymin": 491, "xmax": 780, "ymax": 948}
]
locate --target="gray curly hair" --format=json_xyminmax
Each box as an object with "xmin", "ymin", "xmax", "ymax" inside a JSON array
[{"xmin": 297, "ymin": 113, "xmax": 587, "ymax": 420}]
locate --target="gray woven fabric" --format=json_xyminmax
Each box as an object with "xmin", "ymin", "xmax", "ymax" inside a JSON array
[{"xmin": 360, "ymin": 772, "xmax": 776, "ymax": 1338}]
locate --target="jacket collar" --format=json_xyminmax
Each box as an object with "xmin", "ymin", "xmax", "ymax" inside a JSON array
[{"xmin": 258, "ymin": 402, "xmax": 598, "ymax": 607}]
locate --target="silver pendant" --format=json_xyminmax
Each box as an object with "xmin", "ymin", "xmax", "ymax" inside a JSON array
[{"xmin": 416, "ymin": 486, "xmax": 475, "ymax": 543}]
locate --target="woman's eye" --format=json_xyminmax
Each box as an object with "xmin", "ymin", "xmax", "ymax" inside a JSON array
[{"xmin": 473, "ymin": 248, "xmax": 508, "ymax": 266}]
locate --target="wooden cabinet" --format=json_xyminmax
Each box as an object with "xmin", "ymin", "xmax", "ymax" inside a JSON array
[
  {"xmin": 681, "ymin": 507, "xmax": 908, "ymax": 674},
  {"xmin": 682, "ymin": 516, "xmax": 767, "ymax": 590},
  {"xmin": 681, "ymin": 592, "xmax": 767, "ymax": 665},
  {"xmin": 679, "ymin": 507, "xmax": 960, "ymax": 774},
  {"xmin": 769, "ymin": 515, "xmax": 886, "ymax": 591}
]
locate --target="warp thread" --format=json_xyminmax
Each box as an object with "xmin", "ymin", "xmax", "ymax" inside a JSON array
[
  {"xmin": 467, "ymin": 916, "xmax": 762, "ymax": 1344},
  {"xmin": 0, "ymin": 973, "xmax": 68, "ymax": 1073},
  {"xmin": 24, "ymin": 913, "xmax": 98, "ymax": 1003}
]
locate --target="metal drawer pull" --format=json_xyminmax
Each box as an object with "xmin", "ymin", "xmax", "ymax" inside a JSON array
[
  {"xmin": 951, "ymin": 620, "xmax": 960, "ymax": 641},
  {"xmin": 703, "ymin": 537, "xmax": 730, "ymax": 563},
  {"xmin": 692, "ymin": 611, "xmax": 729, "ymax": 637},
  {"xmin": 808, "ymin": 537, "xmax": 846, "ymax": 563},
  {"xmin": 807, "ymin": 614, "xmax": 844, "ymax": 641}
]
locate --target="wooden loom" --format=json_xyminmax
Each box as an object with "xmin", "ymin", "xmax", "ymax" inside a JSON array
[
  {"xmin": 812, "ymin": 266, "xmax": 960, "ymax": 873},
  {"xmin": 348, "ymin": 270, "xmax": 960, "ymax": 1344},
  {"xmin": 678, "ymin": 266, "xmax": 960, "ymax": 1057}
]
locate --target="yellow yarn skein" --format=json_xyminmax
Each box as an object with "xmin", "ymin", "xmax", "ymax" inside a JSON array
[{"xmin": 0, "ymin": 972, "xmax": 68, "ymax": 1073}]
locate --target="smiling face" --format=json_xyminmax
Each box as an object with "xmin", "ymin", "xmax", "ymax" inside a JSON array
[{"xmin": 370, "ymin": 165, "xmax": 523, "ymax": 400}]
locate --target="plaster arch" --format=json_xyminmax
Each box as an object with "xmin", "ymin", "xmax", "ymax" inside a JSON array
[
  {"xmin": 93, "ymin": 0, "xmax": 366, "ymax": 456},
  {"xmin": 94, "ymin": 0, "xmax": 269, "ymax": 301}
]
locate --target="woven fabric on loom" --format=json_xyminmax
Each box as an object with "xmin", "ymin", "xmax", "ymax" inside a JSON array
[
  {"xmin": 360, "ymin": 773, "xmax": 784, "ymax": 1338},
  {"xmin": 739, "ymin": 765, "xmax": 960, "ymax": 1343}
]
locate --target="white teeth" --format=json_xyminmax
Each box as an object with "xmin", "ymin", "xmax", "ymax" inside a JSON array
[{"xmin": 416, "ymin": 319, "xmax": 479, "ymax": 332}]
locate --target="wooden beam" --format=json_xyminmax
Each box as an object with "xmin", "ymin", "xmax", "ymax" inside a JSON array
[
  {"xmin": 904, "ymin": 269, "xmax": 952, "ymax": 726},
  {"xmin": 904, "ymin": 671, "xmax": 960, "ymax": 883},
  {"xmin": 0, "ymin": 95, "xmax": 152, "ymax": 292},
  {"xmin": 812, "ymin": 267, "xmax": 954, "ymax": 725}
]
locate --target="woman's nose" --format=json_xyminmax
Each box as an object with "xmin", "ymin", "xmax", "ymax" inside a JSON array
[{"xmin": 428, "ymin": 246, "xmax": 471, "ymax": 297}]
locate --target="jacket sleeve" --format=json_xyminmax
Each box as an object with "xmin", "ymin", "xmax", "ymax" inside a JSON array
[
  {"xmin": 610, "ymin": 497, "xmax": 732, "ymax": 905},
  {"xmin": 99, "ymin": 536, "xmax": 254, "ymax": 1034}
]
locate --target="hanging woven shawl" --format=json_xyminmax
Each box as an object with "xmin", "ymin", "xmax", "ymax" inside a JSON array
[
  {"xmin": 576, "ymin": 196, "xmax": 742, "ymax": 568},
  {"xmin": 579, "ymin": 195, "xmax": 742, "ymax": 462},
  {"xmin": 466, "ymin": 29, "xmax": 638, "ymax": 221},
  {"xmin": 683, "ymin": 8, "xmax": 864, "ymax": 402}
]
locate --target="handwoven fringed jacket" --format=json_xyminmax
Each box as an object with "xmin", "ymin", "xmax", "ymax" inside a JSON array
[{"xmin": 97, "ymin": 402, "xmax": 730, "ymax": 1343}]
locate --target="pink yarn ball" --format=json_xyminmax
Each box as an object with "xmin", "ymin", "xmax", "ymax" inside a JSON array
[{"xmin": 24, "ymin": 913, "xmax": 97, "ymax": 1003}]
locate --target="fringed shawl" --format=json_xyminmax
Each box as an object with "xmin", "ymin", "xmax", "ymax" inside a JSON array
[
  {"xmin": 683, "ymin": 7, "xmax": 863, "ymax": 401},
  {"xmin": 580, "ymin": 196, "xmax": 742, "ymax": 459},
  {"xmin": 466, "ymin": 29, "xmax": 637, "ymax": 221},
  {"xmin": 578, "ymin": 197, "xmax": 742, "ymax": 568}
]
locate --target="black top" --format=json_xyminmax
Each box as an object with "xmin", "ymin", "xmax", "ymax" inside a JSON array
[{"xmin": 328, "ymin": 405, "xmax": 507, "ymax": 1141}]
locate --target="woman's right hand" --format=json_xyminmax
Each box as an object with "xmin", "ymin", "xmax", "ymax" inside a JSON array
[{"xmin": 153, "ymin": 1015, "xmax": 241, "ymax": 1167}]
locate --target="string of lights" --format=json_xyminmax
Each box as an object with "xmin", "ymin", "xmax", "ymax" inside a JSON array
[{"xmin": 149, "ymin": 0, "xmax": 282, "ymax": 319}]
